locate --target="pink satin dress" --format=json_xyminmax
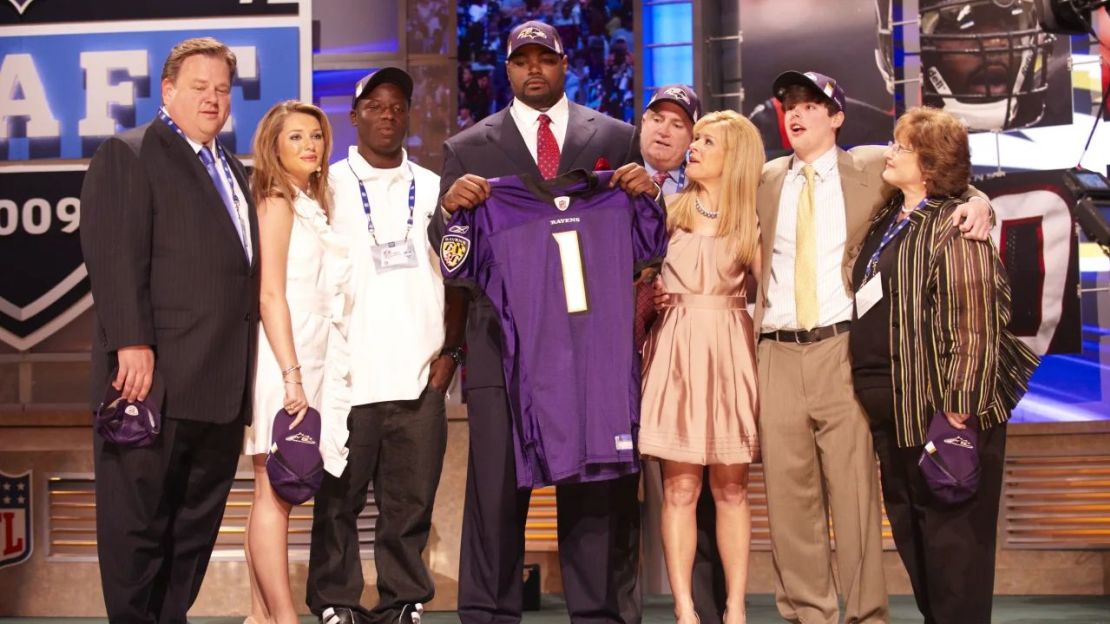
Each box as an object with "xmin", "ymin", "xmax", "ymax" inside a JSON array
[{"xmin": 639, "ymin": 229, "xmax": 760, "ymax": 465}]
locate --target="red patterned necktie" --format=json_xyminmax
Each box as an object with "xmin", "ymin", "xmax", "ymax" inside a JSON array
[
  {"xmin": 652, "ymin": 170, "xmax": 670, "ymax": 189},
  {"xmin": 537, "ymin": 113, "xmax": 560, "ymax": 179}
]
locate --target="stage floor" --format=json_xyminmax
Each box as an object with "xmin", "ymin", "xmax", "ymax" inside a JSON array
[{"xmin": 3, "ymin": 595, "xmax": 1109, "ymax": 624}]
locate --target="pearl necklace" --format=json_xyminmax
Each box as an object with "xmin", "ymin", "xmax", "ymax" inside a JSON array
[{"xmin": 695, "ymin": 197, "xmax": 719, "ymax": 219}]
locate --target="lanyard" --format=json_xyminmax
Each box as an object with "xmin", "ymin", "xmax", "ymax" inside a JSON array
[
  {"xmin": 863, "ymin": 198, "xmax": 926, "ymax": 282},
  {"xmin": 157, "ymin": 109, "xmax": 242, "ymax": 212},
  {"xmin": 347, "ymin": 161, "xmax": 415, "ymax": 246},
  {"xmin": 674, "ymin": 163, "xmax": 686, "ymax": 191}
]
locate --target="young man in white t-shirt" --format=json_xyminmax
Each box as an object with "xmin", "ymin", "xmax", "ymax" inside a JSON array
[{"xmin": 307, "ymin": 67, "xmax": 466, "ymax": 624}]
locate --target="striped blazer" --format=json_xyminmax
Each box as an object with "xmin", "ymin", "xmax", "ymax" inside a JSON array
[{"xmin": 880, "ymin": 193, "xmax": 1039, "ymax": 447}]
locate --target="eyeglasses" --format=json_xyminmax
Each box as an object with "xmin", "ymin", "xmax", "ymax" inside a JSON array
[{"xmin": 887, "ymin": 141, "xmax": 914, "ymax": 155}]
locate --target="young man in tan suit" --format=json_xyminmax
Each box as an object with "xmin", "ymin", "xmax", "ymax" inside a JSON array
[{"xmin": 753, "ymin": 71, "xmax": 991, "ymax": 624}]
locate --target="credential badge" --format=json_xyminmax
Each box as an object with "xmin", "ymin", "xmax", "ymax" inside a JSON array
[{"xmin": 441, "ymin": 234, "xmax": 471, "ymax": 272}]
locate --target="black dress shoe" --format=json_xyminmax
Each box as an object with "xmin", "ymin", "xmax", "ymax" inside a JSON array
[{"xmin": 320, "ymin": 606, "xmax": 359, "ymax": 624}]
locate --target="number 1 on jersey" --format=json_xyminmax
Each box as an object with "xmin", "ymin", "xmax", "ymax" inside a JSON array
[{"xmin": 552, "ymin": 230, "xmax": 589, "ymax": 313}]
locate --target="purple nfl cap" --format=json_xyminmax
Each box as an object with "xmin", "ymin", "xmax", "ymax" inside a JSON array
[
  {"xmin": 647, "ymin": 84, "xmax": 701, "ymax": 123},
  {"xmin": 918, "ymin": 411, "xmax": 981, "ymax": 505},
  {"xmin": 506, "ymin": 20, "xmax": 565, "ymax": 58},
  {"xmin": 772, "ymin": 70, "xmax": 847, "ymax": 113},
  {"xmin": 94, "ymin": 373, "xmax": 164, "ymax": 447},
  {"xmin": 267, "ymin": 407, "xmax": 325, "ymax": 505}
]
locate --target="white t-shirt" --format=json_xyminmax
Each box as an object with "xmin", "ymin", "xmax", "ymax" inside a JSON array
[{"xmin": 330, "ymin": 146, "xmax": 445, "ymax": 404}]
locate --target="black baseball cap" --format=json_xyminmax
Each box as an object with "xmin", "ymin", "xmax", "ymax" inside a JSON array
[{"xmin": 352, "ymin": 67, "xmax": 414, "ymax": 109}]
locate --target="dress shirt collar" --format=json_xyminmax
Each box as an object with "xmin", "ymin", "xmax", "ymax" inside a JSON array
[
  {"xmin": 345, "ymin": 145, "xmax": 412, "ymax": 184},
  {"xmin": 787, "ymin": 145, "xmax": 839, "ymax": 182},
  {"xmin": 510, "ymin": 94, "xmax": 569, "ymax": 132},
  {"xmin": 160, "ymin": 107, "xmax": 215, "ymax": 155}
]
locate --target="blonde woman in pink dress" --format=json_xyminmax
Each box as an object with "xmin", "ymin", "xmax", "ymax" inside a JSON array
[{"xmin": 639, "ymin": 110, "xmax": 765, "ymax": 624}]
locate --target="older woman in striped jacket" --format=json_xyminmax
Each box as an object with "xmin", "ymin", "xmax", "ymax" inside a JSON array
[{"xmin": 847, "ymin": 106, "xmax": 1038, "ymax": 624}]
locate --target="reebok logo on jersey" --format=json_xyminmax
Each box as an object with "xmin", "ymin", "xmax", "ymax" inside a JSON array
[{"xmin": 441, "ymin": 234, "xmax": 471, "ymax": 272}]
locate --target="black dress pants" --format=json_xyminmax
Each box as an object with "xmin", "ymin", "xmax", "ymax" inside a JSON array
[
  {"xmin": 307, "ymin": 386, "xmax": 448, "ymax": 624},
  {"xmin": 458, "ymin": 386, "xmax": 641, "ymax": 624},
  {"xmin": 856, "ymin": 386, "xmax": 1007, "ymax": 624},
  {"xmin": 94, "ymin": 416, "xmax": 243, "ymax": 624}
]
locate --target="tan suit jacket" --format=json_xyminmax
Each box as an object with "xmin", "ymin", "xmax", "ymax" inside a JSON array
[{"xmin": 753, "ymin": 145, "xmax": 888, "ymax": 331}]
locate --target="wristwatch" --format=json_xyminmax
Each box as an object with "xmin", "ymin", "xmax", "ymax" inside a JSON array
[{"xmin": 440, "ymin": 346, "xmax": 465, "ymax": 366}]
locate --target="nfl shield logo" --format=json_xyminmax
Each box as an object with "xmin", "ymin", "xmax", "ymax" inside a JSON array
[
  {"xmin": 440, "ymin": 234, "xmax": 471, "ymax": 273},
  {"xmin": 554, "ymin": 196, "xmax": 571, "ymax": 211},
  {"xmin": 0, "ymin": 470, "xmax": 32, "ymax": 570}
]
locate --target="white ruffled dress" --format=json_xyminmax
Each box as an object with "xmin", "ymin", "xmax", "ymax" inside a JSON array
[{"xmin": 244, "ymin": 190, "xmax": 353, "ymax": 477}]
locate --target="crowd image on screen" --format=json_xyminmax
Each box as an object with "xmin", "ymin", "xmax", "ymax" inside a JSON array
[{"xmin": 457, "ymin": 0, "xmax": 635, "ymax": 124}]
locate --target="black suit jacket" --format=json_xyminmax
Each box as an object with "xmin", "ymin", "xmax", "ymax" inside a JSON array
[
  {"xmin": 430, "ymin": 101, "xmax": 640, "ymax": 388},
  {"xmin": 80, "ymin": 118, "xmax": 260, "ymax": 424}
]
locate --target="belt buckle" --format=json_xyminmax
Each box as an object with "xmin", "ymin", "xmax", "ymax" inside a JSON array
[{"xmin": 794, "ymin": 329, "xmax": 812, "ymax": 344}]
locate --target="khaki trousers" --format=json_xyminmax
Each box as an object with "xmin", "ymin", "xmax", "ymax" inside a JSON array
[{"xmin": 757, "ymin": 333, "xmax": 888, "ymax": 624}]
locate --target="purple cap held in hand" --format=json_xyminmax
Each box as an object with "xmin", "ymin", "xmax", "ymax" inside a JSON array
[
  {"xmin": 918, "ymin": 411, "xmax": 981, "ymax": 505},
  {"xmin": 94, "ymin": 374, "xmax": 164, "ymax": 447},
  {"xmin": 267, "ymin": 407, "xmax": 325, "ymax": 505}
]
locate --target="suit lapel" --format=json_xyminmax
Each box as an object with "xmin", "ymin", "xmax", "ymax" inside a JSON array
[
  {"xmin": 153, "ymin": 119, "xmax": 252, "ymax": 269},
  {"xmin": 486, "ymin": 107, "xmax": 541, "ymax": 179},
  {"xmin": 757, "ymin": 159, "xmax": 789, "ymax": 302},
  {"xmin": 559, "ymin": 103, "xmax": 599, "ymax": 172},
  {"xmin": 838, "ymin": 149, "xmax": 874, "ymax": 251},
  {"xmin": 838, "ymin": 148, "xmax": 876, "ymax": 290}
]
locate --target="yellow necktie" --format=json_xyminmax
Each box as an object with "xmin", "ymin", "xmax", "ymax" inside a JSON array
[{"xmin": 795, "ymin": 164, "xmax": 818, "ymax": 330}]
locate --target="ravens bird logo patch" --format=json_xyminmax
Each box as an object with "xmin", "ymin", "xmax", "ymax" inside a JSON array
[{"xmin": 441, "ymin": 234, "xmax": 471, "ymax": 272}]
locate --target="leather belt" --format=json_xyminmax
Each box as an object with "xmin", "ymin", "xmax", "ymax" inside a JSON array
[{"xmin": 761, "ymin": 320, "xmax": 851, "ymax": 344}]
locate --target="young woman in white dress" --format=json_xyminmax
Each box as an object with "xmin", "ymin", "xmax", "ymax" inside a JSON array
[{"xmin": 242, "ymin": 101, "xmax": 351, "ymax": 624}]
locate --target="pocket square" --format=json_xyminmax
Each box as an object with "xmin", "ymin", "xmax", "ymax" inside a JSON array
[{"xmin": 593, "ymin": 157, "xmax": 610, "ymax": 171}]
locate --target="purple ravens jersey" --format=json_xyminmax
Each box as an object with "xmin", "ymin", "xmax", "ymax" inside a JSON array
[{"xmin": 441, "ymin": 170, "xmax": 667, "ymax": 489}]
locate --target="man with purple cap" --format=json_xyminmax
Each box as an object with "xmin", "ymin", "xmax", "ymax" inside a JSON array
[
  {"xmin": 306, "ymin": 67, "xmax": 465, "ymax": 624},
  {"xmin": 640, "ymin": 84, "xmax": 699, "ymax": 196},
  {"xmin": 429, "ymin": 19, "xmax": 657, "ymax": 624},
  {"xmin": 753, "ymin": 70, "xmax": 993, "ymax": 624}
]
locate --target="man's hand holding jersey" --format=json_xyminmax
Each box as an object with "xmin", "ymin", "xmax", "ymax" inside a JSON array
[{"xmin": 441, "ymin": 163, "xmax": 661, "ymax": 216}]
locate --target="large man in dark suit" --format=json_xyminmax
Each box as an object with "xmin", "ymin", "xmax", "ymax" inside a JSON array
[
  {"xmin": 79, "ymin": 37, "xmax": 259, "ymax": 623},
  {"xmin": 429, "ymin": 21, "xmax": 656, "ymax": 624}
]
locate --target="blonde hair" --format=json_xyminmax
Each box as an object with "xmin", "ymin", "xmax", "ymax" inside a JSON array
[
  {"xmin": 161, "ymin": 37, "xmax": 237, "ymax": 83},
  {"xmin": 667, "ymin": 110, "xmax": 764, "ymax": 266},
  {"xmin": 250, "ymin": 100, "xmax": 334, "ymax": 220}
]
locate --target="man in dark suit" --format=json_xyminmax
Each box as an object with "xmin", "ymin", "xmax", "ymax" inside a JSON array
[
  {"xmin": 79, "ymin": 37, "xmax": 259, "ymax": 624},
  {"xmin": 429, "ymin": 21, "xmax": 656, "ymax": 624}
]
